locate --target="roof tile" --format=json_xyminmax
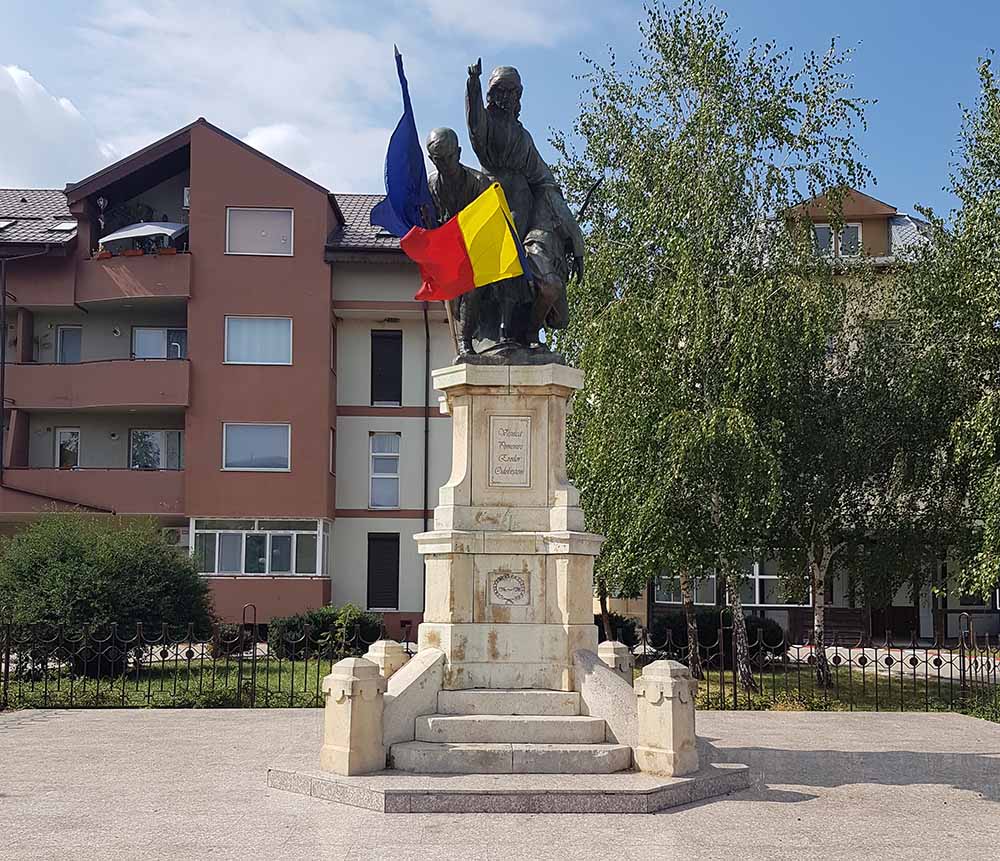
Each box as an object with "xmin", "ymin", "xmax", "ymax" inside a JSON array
[
  {"xmin": 327, "ymin": 193, "xmax": 401, "ymax": 252},
  {"xmin": 0, "ymin": 189, "xmax": 76, "ymax": 245}
]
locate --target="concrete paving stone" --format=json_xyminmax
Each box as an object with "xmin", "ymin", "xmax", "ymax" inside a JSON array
[{"xmin": 2, "ymin": 709, "xmax": 999, "ymax": 859}]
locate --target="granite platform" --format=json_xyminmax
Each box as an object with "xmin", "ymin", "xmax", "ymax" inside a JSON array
[{"xmin": 266, "ymin": 760, "xmax": 756, "ymax": 813}]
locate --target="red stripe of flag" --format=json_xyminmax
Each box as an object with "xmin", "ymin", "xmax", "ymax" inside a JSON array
[{"xmin": 401, "ymin": 219, "xmax": 476, "ymax": 302}]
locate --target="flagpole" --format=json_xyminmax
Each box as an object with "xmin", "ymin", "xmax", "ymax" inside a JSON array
[{"xmin": 442, "ymin": 299, "xmax": 459, "ymax": 355}]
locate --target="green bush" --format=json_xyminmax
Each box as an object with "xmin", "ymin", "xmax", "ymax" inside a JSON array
[
  {"xmin": 0, "ymin": 514, "xmax": 212, "ymax": 676},
  {"xmin": 267, "ymin": 604, "xmax": 382, "ymax": 660},
  {"xmin": 594, "ymin": 612, "xmax": 640, "ymax": 648},
  {"xmin": 648, "ymin": 608, "xmax": 787, "ymax": 667}
]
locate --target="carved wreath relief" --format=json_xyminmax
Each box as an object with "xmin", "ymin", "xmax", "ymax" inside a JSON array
[
  {"xmin": 488, "ymin": 415, "xmax": 531, "ymax": 487},
  {"xmin": 490, "ymin": 569, "xmax": 530, "ymax": 606}
]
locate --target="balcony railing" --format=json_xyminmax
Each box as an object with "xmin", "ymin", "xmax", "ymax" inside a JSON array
[
  {"xmin": 5, "ymin": 359, "xmax": 190, "ymax": 410},
  {"xmin": 75, "ymin": 251, "xmax": 191, "ymax": 304},
  {"xmin": 0, "ymin": 468, "xmax": 185, "ymax": 515}
]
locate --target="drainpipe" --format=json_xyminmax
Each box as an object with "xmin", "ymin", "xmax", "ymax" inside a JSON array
[{"xmin": 422, "ymin": 302, "xmax": 430, "ymax": 613}]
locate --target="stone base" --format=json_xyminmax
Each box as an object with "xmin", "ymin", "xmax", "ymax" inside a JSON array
[
  {"xmin": 267, "ymin": 762, "xmax": 756, "ymax": 814},
  {"xmin": 634, "ymin": 745, "xmax": 700, "ymax": 777}
]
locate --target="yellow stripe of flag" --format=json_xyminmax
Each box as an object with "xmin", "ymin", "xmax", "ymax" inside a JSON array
[{"xmin": 456, "ymin": 183, "xmax": 524, "ymax": 287}]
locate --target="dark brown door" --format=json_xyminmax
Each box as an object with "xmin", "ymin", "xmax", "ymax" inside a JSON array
[{"xmin": 367, "ymin": 533, "xmax": 400, "ymax": 611}]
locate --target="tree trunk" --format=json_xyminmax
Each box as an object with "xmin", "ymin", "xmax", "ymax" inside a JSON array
[
  {"xmin": 811, "ymin": 549, "xmax": 833, "ymax": 688},
  {"xmin": 678, "ymin": 566, "xmax": 704, "ymax": 679},
  {"xmin": 729, "ymin": 586, "xmax": 757, "ymax": 692},
  {"xmin": 596, "ymin": 574, "xmax": 614, "ymax": 642}
]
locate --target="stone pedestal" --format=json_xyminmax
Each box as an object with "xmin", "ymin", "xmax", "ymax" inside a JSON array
[
  {"xmin": 320, "ymin": 657, "xmax": 387, "ymax": 776},
  {"xmin": 416, "ymin": 363, "xmax": 602, "ymax": 691},
  {"xmin": 634, "ymin": 660, "xmax": 699, "ymax": 777}
]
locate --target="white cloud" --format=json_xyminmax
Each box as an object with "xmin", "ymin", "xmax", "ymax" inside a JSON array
[
  {"xmin": 0, "ymin": 66, "xmax": 111, "ymax": 188},
  {"xmin": 417, "ymin": 0, "xmax": 584, "ymax": 47},
  {"xmin": 0, "ymin": 0, "xmax": 591, "ymax": 191}
]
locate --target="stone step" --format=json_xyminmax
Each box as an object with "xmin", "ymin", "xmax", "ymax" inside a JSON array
[
  {"xmin": 437, "ymin": 689, "xmax": 581, "ymax": 716},
  {"xmin": 390, "ymin": 741, "xmax": 632, "ymax": 774},
  {"xmin": 415, "ymin": 714, "xmax": 607, "ymax": 745}
]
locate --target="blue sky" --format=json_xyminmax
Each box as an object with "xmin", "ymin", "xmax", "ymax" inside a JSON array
[{"xmin": 0, "ymin": 0, "xmax": 995, "ymax": 217}]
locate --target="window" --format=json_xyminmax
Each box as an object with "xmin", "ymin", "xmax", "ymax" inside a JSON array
[
  {"xmin": 367, "ymin": 533, "xmax": 400, "ymax": 611},
  {"xmin": 740, "ymin": 559, "xmax": 810, "ymax": 607},
  {"xmin": 191, "ymin": 518, "xmax": 326, "ymax": 575},
  {"xmin": 225, "ymin": 207, "xmax": 293, "ymax": 256},
  {"xmin": 839, "ymin": 223, "xmax": 861, "ymax": 256},
  {"xmin": 49, "ymin": 221, "xmax": 77, "ymax": 232},
  {"xmin": 0, "ymin": 220, "xmax": 14, "ymax": 231},
  {"xmin": 54, "ymin": 427, "xmax": 80, "ymax": 469},
  {"xmin": 223, "ymin": 423, "xmax": 290, "ymax": 471},
  {"xmin": 654, "ymin": 572, "xmax": 717, "ymax": 605},
  {"xmin": 132, "ymin": 327, "xmax": 187, "ymax": 359},
  {"xmin": 813, "ymin": 224, "xmax": 832, "ymax": 255},
  {"xmin": 813, "ymin": 222, "xmax": 861, "ymax": 257},
  {"xmin": 370, "ymin": 433, "xmax": 400, "ymax": 508},
  {"xmin": 224, "ymin": 317, "xmax": 292, "ymax": 364},
  {"xmin": 329, "ymin": 428, "xmax": 336, "ymax": 475},
  {"xmin": 371, "ymin": 330, "xmax": 402, "ymax": 406},
  {"xmin": 129, "ymin": 430, "xmax": 183, "ymax": 470},
  {"xmin": 56, "ymin": 326, "xmax": 82, "ymax": 364}
]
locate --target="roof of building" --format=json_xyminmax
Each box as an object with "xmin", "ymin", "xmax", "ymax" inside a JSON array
[
  {"xmin": 326, "ymin": 193, "xmax": 402, "ymax": 253},
  {"xmin": 889, "ymin": 213, "xmax": 932, "ymax": 253},
  {"xmin": 0, "ymin": 188, "xmax": 77, "ymax": 246}
]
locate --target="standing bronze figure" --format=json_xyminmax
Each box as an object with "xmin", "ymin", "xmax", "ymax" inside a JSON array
[{"xmin": 459, "ymin": 59, "xmax": 585, "ymax": 357}]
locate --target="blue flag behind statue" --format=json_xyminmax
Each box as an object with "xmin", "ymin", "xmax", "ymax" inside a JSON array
[{"xmin": 370, "ymin": 47, "xmax": 437, "ymax": 237}]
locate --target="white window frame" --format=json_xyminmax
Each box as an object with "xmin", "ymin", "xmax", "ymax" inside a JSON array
[
  {"xmin": 653, "ymin": 572, "xmax": 717, "ymax": 605},
  {"xmin": 132, "ymin": 326, "xmax": 187, "ymax": 359},
  {"xmin": 50, "ymin": 221, "xmax": 77, "ymax": 232},
  {"xmin": 189, "ymin": 518, "xmax": 326, "ymax": 576},
  {"xmin": 369, "ymin": 432, "xmax": 401, "ymax": 510},
  {"xmin": 225, "ymin": 207, "xmax": 294, "ymax": 257},
  {"xmin": 129, "ymin": 429, "xmax": 184, "ymax": 470},
  {"xmin": 738, "ymin": 561, "xmax": 812, "ymax": 608},
  {"xmin": 222, "ymin": 422, "xmax": 291, "ymax": 472},
  {"xmin": 223, "ymin": 316, "xmax": 293, "ymax": 365},
  {"xmin": 0, "ymin": 220, "xmax": 14, "ymax": 230},
  {"xmin": 838, "ymin": 222, "xmax": 862, "ymax": 257},
  {"xmin": 54, "ymin": 427, "xmax": 80, "ymax": 469},
  {"xmin": 812, "ymin": 223, "xmax": 833, "ymax": 256},
  {"xmin": 55, "ymin": 325, "xmax": 82, "ymax": 364}
]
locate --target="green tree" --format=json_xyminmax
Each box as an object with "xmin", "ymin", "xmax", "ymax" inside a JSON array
[
  {"xmin": 553, "ymin": 1, "xmax": 870, "ymax": 688},
  {"xmin": 898, "ymin": 56, "xmax": 1000, "ymax": 607}
]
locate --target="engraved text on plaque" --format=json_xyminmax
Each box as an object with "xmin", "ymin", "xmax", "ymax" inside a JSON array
[{"xmin": 488, "ymin": 415, "xmax": 531, "ymax": 487}]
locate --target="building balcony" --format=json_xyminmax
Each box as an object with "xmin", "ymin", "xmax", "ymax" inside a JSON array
[
  {"xmin": 0, "ymin": 468, "xmax": 185, "ymax": 516},
  {"xmin": 6, "ymin": 359, "xmax": 190, "ymax": 411},
  {"xmin": 75, "ymin": 251, "xmax": 192, "ymax": 305}
]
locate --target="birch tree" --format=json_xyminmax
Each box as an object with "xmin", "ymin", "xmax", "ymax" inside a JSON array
[{"xmin": 552, "ymin": 0, "xmax": 871, "ymax": 688}]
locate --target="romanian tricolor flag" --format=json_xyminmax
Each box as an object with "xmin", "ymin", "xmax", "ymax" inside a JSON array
[{"xmin": 402, "ymin": 183, "xmax": 525, "ymax": 302}]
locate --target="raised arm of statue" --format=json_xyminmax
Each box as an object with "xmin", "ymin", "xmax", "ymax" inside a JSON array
[{"xmin": 466, "ymin": 58, "xmax": 487, "ymax": 154}]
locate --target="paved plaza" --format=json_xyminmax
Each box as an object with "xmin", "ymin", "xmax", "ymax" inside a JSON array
[{"xmin": 1, "ymin": 708, "xmax": 998, "ymax": 860}]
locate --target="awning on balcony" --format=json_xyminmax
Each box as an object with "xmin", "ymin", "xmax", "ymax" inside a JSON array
[{"xmin": 99, "ymin": 222, "xmax": 188, "ymax": 244}]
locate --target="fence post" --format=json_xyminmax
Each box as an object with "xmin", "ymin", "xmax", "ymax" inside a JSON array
[
  {"xmin": 958, "ymin": 612, "xmax": 969, "ymax": 697},
  {"xmin": 242, "ymin": 603, "xmax": 258, "ymax": 708},
  {"xmin": 1, "ymin": 607, "xmax": 11, "ymax": 711}
]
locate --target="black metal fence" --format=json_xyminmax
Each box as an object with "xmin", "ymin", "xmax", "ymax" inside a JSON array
[
  {"xmin": 0, "ymin": 605, "xmax": 407, "ymax": 710},
  {"xmin": 632, "ymin": 611, "xmax": 999, "ymax": 714},
  {"xmin": 1, "ymin": 608, "xmax": 997, "ymax": 715}
]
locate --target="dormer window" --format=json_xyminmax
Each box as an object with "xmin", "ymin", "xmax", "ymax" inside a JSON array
[{"xmin": 813, "ymin": 222, "xmax": 861, "ymax": 257}]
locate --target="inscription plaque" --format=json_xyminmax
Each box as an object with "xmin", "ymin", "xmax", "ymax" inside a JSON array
[
  {"xmin": 490, "ymin": 570, "xmax": 529, "ymax": 605},
  {"xmin": 488, "ymin": 415, "xmax": 531, "ymax": 487}
]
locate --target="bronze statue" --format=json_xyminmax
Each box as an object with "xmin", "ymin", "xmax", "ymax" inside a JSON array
[
  {"xmin": 425, "ymin": 127, "xmax": 491, "ymax": 357},
  {"xmin": 457, "ymin": 59, "xmax": 585, "ymax": 357}
]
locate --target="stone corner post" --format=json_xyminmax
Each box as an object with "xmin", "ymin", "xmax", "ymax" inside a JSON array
[
  {"xmin": 597, "ymin": 640, "xmax": 635, "ymax": 686},
  {"xmin": 364, "ymin": 639, "xmax": 410, "ymax": 680},
  {"xmin": 633, "ymin": 659, "xmax": 699, "ymax": 777},
  {"xmin": 319, "ymin": 656, "xmax": 387, "ymax": 776}
]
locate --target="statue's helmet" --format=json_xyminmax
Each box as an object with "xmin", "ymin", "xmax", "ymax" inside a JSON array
[
  {"xmin": 487, "ymin": 65, "xmax": 523, "ymax": 97},
  {"xmin": 426, "ymin": 127, "xmax": 460, "ymax": 159}
]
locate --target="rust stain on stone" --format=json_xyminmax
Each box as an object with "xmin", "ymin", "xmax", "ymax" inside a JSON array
[
  {"xmin": 453, "ymin": 635, "xmax": 466, "ymax": 662},
  {"xmin": 491, "ymin": 605, "xmax": 511, "ymax": 624},
  {"xmin": 487, "ymin": 628, "xmax": 500, "ymax": 660},
  {"xmin": 424, "ymin": 630, "xmax": 441, "ymax": 649}
]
